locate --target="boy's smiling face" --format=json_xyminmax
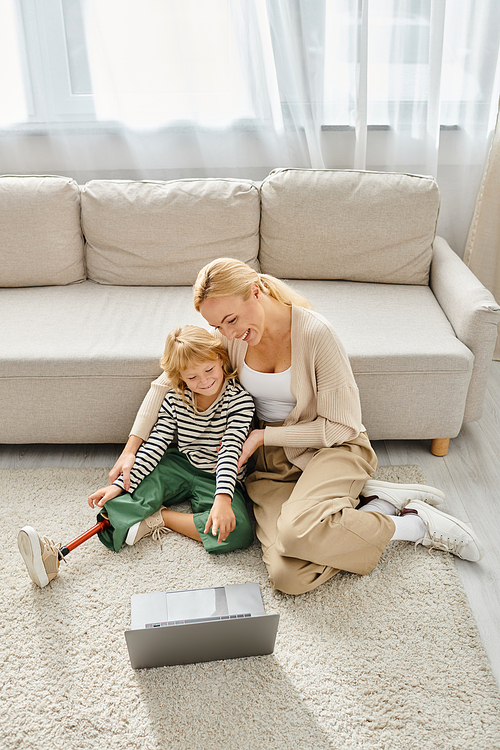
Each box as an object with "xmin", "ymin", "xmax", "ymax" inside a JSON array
[{"xmin": 180, "ymin": 357, "xmax": 225, "ymax": 407}]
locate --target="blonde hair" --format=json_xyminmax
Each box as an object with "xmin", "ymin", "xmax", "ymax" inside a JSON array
[
  {"xmin": 193, "ymin": 257, "xmax": 313, "ymax": 311},
  {"xmin": 161, "ymin": 325, "xmax": 236, "ymax": 398}
]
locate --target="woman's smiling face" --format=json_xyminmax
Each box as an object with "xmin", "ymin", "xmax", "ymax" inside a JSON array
[{"xmin": 199, "ymin": 286, "xmax": 265, "ymax": 346}]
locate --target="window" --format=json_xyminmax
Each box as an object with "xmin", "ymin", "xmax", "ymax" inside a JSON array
[
  {"xmin": 322, "ymin": 0, "xmax": 498, "ymax": 131},
  {"xmin": 83, "ymin": 0, "xmax": 269, "ymax": 129},
  {"xmin": 3, "ymin": 0, "xmax": 500, "ymax": 134},
  {"xmin": 0, "ymin": 0, "xmax": 29, "ymax": 125},
  {"xmin": 15, "ymin": 0, "xmax": 95, "ymax": 123}
]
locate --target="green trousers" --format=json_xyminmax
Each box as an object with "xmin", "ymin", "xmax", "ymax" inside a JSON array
[{"xmin": 97, "ymin": 447, "xmax": 254, "ymax": 554}]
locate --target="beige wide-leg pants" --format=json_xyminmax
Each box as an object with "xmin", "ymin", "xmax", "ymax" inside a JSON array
[{"xmin": 245, "ymin": 431, "xmax": 396, "ymax": 595}]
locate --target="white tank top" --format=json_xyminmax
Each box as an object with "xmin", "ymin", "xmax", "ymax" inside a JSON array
[{"xmin": 240, "ymin": 361, "xmax": 296, "ymax": 422}]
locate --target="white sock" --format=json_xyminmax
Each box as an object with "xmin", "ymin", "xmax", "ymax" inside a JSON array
[
  {"xmin": 359, "ymin": 498, "xmax": 398, "ymax": 516},
  {"xmin": 390, "ymin": 514, "xmax": 426, "ymax": 542}
]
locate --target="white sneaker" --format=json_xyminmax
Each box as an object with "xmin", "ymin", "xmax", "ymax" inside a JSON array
[
  {"xmin": 362, "ymin": 479, "xmax": 445, "ymax": 513},
  {"xmin": 18, "ymin": 526, "xmax": 64, "ymax": 587},
  {"xmin": 403, "ymin": 499, "xmax": 483, "ymax": 562}
]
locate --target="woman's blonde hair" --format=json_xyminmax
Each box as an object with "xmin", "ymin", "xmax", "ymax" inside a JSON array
[
  {"xmin": 161, "ymin": 325, "xmax": 236, "ymax": 398},
  {"xmin": 193, "ymin": 257, "xmax": 313, "ymax": 311}
]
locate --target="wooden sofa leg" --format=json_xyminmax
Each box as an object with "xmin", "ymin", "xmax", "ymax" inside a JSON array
[{"xmin": 431, "ymin": 438, "xmax": 450, "ymax": 457}]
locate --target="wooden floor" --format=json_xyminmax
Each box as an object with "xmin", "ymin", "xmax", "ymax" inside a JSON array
[{"xmin": 2, "ymin": 362, "xmax": 500, "ymax": 689}]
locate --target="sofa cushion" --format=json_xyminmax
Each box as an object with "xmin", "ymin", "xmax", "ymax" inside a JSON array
[
  {"xmin": 260, "ymin": 169, "xmax": 440, "ymax": 285},
  {"xmin": 284, "ymin": 278, "xmax": 473, "ymax": 439},
  {"xmin": 82, "ymin": 178, "xmax": 260, "ymax": 285},
  {"xmin": 0, "ymin": 281, "xmax": 208, "ymax": 442},
  {"xmin": 0, "ymin": 281, "xmax": 206, "ymax": 379},
  {"xmin": 0, "ymin": 175, "xmax": 85, "ymax": 287}
]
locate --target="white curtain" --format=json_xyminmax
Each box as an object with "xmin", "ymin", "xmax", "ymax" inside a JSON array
[
  {"xmin": 81, "ymin": 0, "xmax": 328, "ymax": 168},
  {"xmin": 464, "ymin": 100, "xmax": 500, "ymax": 360},
  {"xmin": 2, "ymin": 0, "xmax": 500, "ymax": 255}
]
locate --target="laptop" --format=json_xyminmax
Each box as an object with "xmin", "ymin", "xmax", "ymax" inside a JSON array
[{"xmin": 125, "ymin": 582, "xmax": 279, "ymax": 669}]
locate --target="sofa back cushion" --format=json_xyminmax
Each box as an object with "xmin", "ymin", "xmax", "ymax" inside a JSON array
[
  {"xmin": 0, "ymin": 175, "xmax": 84, "ymax": 287},
  {"xmin": 82, "ymin": 178, "xmax": 260, "ymax": 285},
  {"xmin": 260, "ymin": 169, "xmax": 440, "ymax": 285}
]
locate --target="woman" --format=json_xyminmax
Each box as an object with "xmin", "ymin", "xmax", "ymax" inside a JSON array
[{"xmin": 110, "ymin": 258, "xmax": 482, "ymax": 594}]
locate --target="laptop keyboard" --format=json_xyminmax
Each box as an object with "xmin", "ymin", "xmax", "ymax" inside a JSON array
[{"xmin": 146, "ymin": 613, "xmax": 252, "ymax": 628}]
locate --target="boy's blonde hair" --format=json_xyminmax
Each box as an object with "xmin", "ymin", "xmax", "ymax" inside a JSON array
[
  {"xmin": 193, "ymin": 257, "xmax": 313, "ymax": 311},
  {"xmin": 161, "ymin": 325, "xmax": 236, "ymax": 397}
]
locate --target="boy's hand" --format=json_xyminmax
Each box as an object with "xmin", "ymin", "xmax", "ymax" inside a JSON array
[
  {"xmin": 88, "ymin": 484, "xmax": 123, "ymax": 509},
  {"xmin": 204, "ymin": 494, "xmax": 235, "ymax": 543}
]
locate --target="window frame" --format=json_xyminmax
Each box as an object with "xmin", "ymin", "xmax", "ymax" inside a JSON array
[{"xmin": 17, "ymin": 0, "xmax": 95, "ymax": 123}]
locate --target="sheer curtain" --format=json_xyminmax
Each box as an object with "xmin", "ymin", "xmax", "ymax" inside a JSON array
[
  {"xmin": 81, "ymin": 0, "xmax": 327, "ymax": 169},
  {"xmin": 1, "ymin": 0, "xmax": 500, "ymax": 254},
  {"xmin": 464, "ymin": 100, "xmax": 500, "ymax": 360}
]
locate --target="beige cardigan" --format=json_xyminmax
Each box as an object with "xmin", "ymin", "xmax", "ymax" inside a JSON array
[{"xmin": 131, "ymin": 306, "xmax": 364, "ymax": 470}]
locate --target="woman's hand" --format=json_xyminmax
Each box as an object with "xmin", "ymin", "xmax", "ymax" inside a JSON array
[
  {"xmin": 237, "ymin": 429, "xmax": 265, "ymax": 471},
  {"xmin": 108, "ymin": 435, "xmax": 143, "ymax": 490},
  {"xmin": 204, "ymin": 494, "xmax": 236, "ymax": 543},
  {"xmin": 88, "ymin": 484, "xmax": 123, "ymax": 509}
]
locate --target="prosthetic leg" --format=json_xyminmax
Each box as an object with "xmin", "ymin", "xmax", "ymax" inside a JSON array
[
  {"xmin": 18, "ymin": 517, "xmax": 111, "ymax": 588},
  {"xmin": 58, "ymin": 517, "xmax": 111, "ymax": 558}
]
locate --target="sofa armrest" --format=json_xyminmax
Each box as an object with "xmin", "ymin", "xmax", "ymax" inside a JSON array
[{"xmin": 430, "ymin": 236, "xmax": 500, "ymax": 422}]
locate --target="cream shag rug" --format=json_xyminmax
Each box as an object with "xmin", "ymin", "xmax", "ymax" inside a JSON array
[{"xmin": 2, "ymin": 465, "xmax": 500, "ymax": 750}]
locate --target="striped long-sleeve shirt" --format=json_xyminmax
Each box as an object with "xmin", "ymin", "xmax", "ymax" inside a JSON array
[{"xmin": 113, "ymin": 379, "xmax": 255, "ymax": 498}]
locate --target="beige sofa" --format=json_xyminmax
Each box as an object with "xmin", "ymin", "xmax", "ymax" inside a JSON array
[{"xmin": 1, "ymin": 169, "xmax": 499, "ymax": 455}]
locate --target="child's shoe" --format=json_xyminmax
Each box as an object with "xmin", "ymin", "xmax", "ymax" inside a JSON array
[
  {"xmin": 18, "ymin": 526, "xmax": 64, "ymax": 587},
  {"xmin": 126, "ymin": 509, "xmax": 171, "ymax": 546}
]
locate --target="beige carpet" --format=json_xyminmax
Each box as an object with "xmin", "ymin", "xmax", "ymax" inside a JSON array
[{"xmin": 2, "ymin": 465, "xmax": 500, "ymax": 750}]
